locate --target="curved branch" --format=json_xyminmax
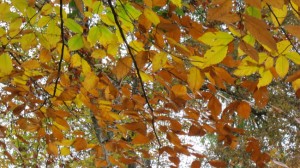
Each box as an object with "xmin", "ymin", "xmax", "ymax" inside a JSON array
[{"xmin": 107, "ymin": 0, "xmax": 161, "ymax": 147}]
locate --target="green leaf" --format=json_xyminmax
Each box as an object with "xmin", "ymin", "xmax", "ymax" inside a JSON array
[
  {"xmin": 203, "ymin": 46, "xmax": 228, "ymax": 68},
  {"xmin": 68, "ymin": 34, "xmax": 84, "ymax": 51},
  {"xmin": 124, "ymin": 3, "xmax": 142, "ymax": 20},
  {"xmin": 275, "ymin": 56, "xmax": 289, "ymax": 78},
  {"xmin": 0, "ymin": 53, "xmax": 13, "ymax": 77},
  {"xmin": 198, "ymin": 32, "xmax": 233, "ymax": 46},
  {"xmin": 65, "ymin": 18, "xmax": 83, "ymax": 34},
  {"xmin": 87, "ymin": 26, "xmax": 101, "ymax": 46}
]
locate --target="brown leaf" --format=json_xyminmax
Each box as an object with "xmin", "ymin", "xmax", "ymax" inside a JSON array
[
  {"xmin": 236, "ymin": 101, "xmax": 251, "ymax": 119},
  {"xmin": 132, "ymin": 133, "xmax": 150, "ymax": 144},
  {"xmin": 253, "ymin": 87, "xmax": 269, "ymax": 108},
  {"xmin": 245, "ymin": 0, "xmax": 261, "ymax": 8},
  {"xmin": 209, "ymin": 160, "xmax": 227, "ymax": 167},
  {"xmin": 285, "ymin": 25, "xmax": 300, "ymax": 40},
  {"xmin": 188, "ymin": 125, "xmax": 206, "ymax": 136},
  {"xmin": 239, "ymin": 41, "xmax": 259, "ymax": 62},
  {"xmin": 13, "ymin": 104, "xmax": 25, "ymax": 116},
  {"xmin": 73, "ymin": 137, "xmax": 87, "ymax": 151},
  {"xmin": 244, "ymin": 15, "xmax": 277, "ymax": 51},
  {"xmin": 191, "ymin": 160, "xmax": 201, "ymax": 168},
  {"xmin": 167, "ymin": 132, "xmax": 181, "ymax": 146},
  {"xmin": 112, "ymin": 56, "xmax": 132, "ymax": 80},
  {"xmin": 208, "ymin": 96, "xmax": 222, "ymax": 119}
]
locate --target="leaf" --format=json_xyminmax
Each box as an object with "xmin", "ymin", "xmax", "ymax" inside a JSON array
[
  {"xmin": 0, "ymin": 53, "xmax": 13, "ymax": 77},
  {"xmin": 244, "ymin": 15, "xmax": 277, "ymax": 52},
  {"xmin": 152, "ymin": 52, "xmax": 167, "ymax": 72},
  {"xmin": 275, "ymin": 56, "xmax": 289, "ymax": 78},
  {"xmin": 170, "ymin": 0, "xmax": 182, "ymax": 7},
  {"xmin": 87, "ymin": 26, "xmax": 101, "ymax": 46},
  {"xmin": 132, "ymin": 133, "xmax": 150, "ymax": 144},
  {"xmin": 83, "ymin": 72, "xmax": 98, "ymax": 91},
  {"xmin": 258, "ymin": 70, "xmax": 273, "ymax": 88},
  {"xmin": 68, "ymin": 34, "xmax": 84, "ymax": 51},
  {"xmin": 73, "ymin": 137, "xmax": 87, "ymax": 151},
  {"xmin": 61, "ymin": 147, "xmax": 70, "ymax": 156},
  {"xmin": 47, "ymin": 142, "xmax": 58, "ymax": 156},
  {"xmin": 285, "ymin": 25, "xmax": 300, "ymax": 39},
  {"xmin": 166, "ymin": 132, "xmax": 181, "ymax": 146},
  {"xmin": 64, "ymin": 18, "xmax": 83, "ymax": 33},
  {"xmin": 171, "ymin": 84, "xmax": 187, "ymax": 97},
  {"xmin": 144, "ymin": 8, "xmax": 160, "ymax": 25},
  {"xmin": 237, "ymin": 101, "xmax": 251, "ymax": 119},
  {"xmin": 209, "ymin": 160, "xmax": 227, "ymax": 167},
  {"xmin": 203, "ymin": 46, "xmax": 228, "ymax": 68},
  {"xmin": 191, "ymin": 160, "xmax": 201, "ymax": 168},
  {"xmin": 70, "ymin": 54, "xmax": 82, "ymax": 67},
  {"xmin": 198, "ymin": 31, "xmax": 233, "ymax": 46},
  {"xmin": 208, "ymin": 96, "xmax": 222, "ymax": 119},
  {"xmin": 21, "ymin": 60, "xmax": 40, "ymax": 70},
  {"xmin": 187, "ymin": 67, "xmax": 204, "ymax": 92},
  {"xmin": 271, "ymin": 5, "xmax": 287, "ymax": 27},
  {"xmin": 112, "ymin": 57, "xmax": 132, "ymax": 80}
]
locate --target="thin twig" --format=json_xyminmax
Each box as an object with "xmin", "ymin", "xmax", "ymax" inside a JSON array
[
  {"xmin": 267, "ymin": 4, "xmax": 300, "ymax": 55},
  {"xmin": 107, "ymin": 0, "xmax": 162, "ymax": 147},
  {"xmin": 53, "ymin": 0, "xmax": 65, "ymax": 97}
]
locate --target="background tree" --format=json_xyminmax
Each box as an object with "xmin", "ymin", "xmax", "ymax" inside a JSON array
[{"xmin": 0, "ymin": 0, "xmax": 300, "ymax": 167}]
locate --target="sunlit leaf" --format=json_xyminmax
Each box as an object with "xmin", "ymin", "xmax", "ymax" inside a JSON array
[
  {"xmin": 275, "ymin": 56, "xmax": 289, "ymax": 78},
  {"xmin": 68, "ymin": 34, "xmax": 84, "ymax": 51},
  {"xmin": 0, "ymin": 53, "xmax": 13, "ymax": 77}
]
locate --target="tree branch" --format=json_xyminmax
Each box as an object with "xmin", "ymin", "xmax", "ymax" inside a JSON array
[
  {"xmin": 107, "ymin": 0, "xmax": 161, "ymax": 147},
  {"xmin": 53, "ymin": 0, "xmax": 65, "ymax": 97}
]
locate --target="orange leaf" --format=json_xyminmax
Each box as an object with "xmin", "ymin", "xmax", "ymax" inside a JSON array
[
  {"xmin": 171, "ymin": 84, "xmax": 187, "ymax": 97},
  {"xmin": 285, "ymin": 25, "xmax": 300, "ymax": 40},
  {"xmin": 73, "ymin": 137, "xmax": 87, "ymax": 151},
  {"xmin": 236, "ymin": 101, "xmax": 251, "ymax": 119},
  {"xmin": 112, "ymin": 57, "xmax": 132, "ymax": 80},
  {"xmin": 47, "ymin": 142, "xmax": 58, "ymax": 156},
  {"xmin": 167, "ymin": 132, "xmax": 181, "ymax": 146},
  {"xmin": 132, "ymin": 133, "xmax": 150, "ymax": 144},
  {"xmin": 208, "ymin": 96, "xmax": 222, "ymax": 119},
  {"xmin": 21, "ymin": 60, "xmax": 40, "ymax": 69},
  {"xmin": 244, "ymin": 15, "xmax": 277, "ymax": 51}
]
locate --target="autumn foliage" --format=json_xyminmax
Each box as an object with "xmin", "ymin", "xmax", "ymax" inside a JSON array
[{"xmin": 0, "ymin": 0, "xmax": 300, "ymax": 167}]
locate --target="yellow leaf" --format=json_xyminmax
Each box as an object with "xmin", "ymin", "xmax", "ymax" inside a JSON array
[
  {"xmin": 234, "ymin": 66, "xmax": 258, "ymax": 76},
  {"xmin": 140, "ymin": 71, "xmax": 153, "ymax": 82},
  {"xmin": 286, "ymin": 52, "xmax": 300, "ymax": 64},
  {"xmin": 60, "ymin": 139, "xmax": 74, "ymax": 146},
  {"xmin": 198, "ymin": 31, "xmax": 233, "ymax": 46},
  {"xmin": 203, "ymin": 46, "xmax": 228, "ymax": 68},
  {"xmin": 258, "ymin": 70, "xmax": 273, "ymax": 88},
  {"xmin": 187, "ymin": 67, "xmax": 204, "ymax": 92},
  {"xmin": 144, "ymin": 8, "xmax": 160, "ymax": 25},
  {"xmin": 83, "ymin": 72, "xmax": 98, "ymax": 91},
  {"xmin": 170, "ymin": 0, "xmax": 182, "ymax": 7},
  {"xmin": 0, "ymin": 53, "xmax": 13, "ymax": 77},
  {"xmin": 271, "ymin": 5, "xmax": 287, "ymax": 27},
  {"xmin": 61, "ymin": 147, "xmax": 70, "ymax": 156},
  {"xmin": 21, "ymin": 60, "xmax": 40, "ymax": 70},
  {"xmin": 81, "ymin": 59, "xmax": 91, "ymax": 74},
  {"xmin": 276, "ymin": 40, "xmax": 292, "ymax": 55},
  {"xmin": 275, "ymin": 56, "xmax": 289, "ymax": 78},
  {"xmin": 39, "ymin": 48, "xmax": 52, "ymax": 63},
  {"xmin": 152, "ymin": 52, "xmax": 167, "ymax": 72},
  {"xmin": 190, "ymin": 56, "xmax": 205, "ymax": 68},
  {"xmin": 292, "ymin": 78, "xmax": 300, "ymax": 91},
  {"xmin": 264, "ymin": 57, "xmax": 274, "ymax": 69},
  {"xmin": 129, "ymin": 40, "xmax": 144, "ymax": 52},
  {"xmin": 71, "ymin": 54, "xmax": 82, "ymax": 67}
]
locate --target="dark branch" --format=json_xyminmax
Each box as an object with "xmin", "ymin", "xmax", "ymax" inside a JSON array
[
  {"xmin": 53, "ymin": 0, "xmax": 65, "ymax": 97},
  {"xmin": 107, "ymin": 0, "xmax": 161, "ymax": 147}
]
